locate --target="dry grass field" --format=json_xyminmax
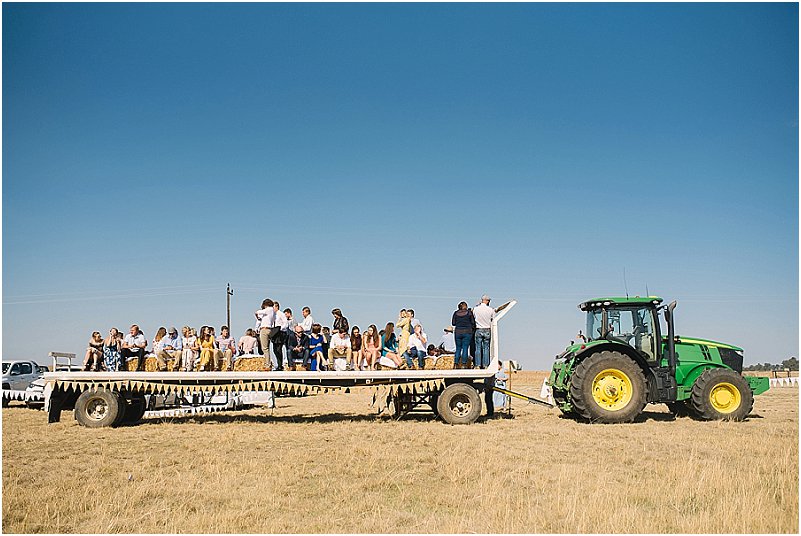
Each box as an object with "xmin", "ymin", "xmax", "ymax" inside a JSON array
[{"xmin": 2, "ymin": 371, "xmax": 798, "ymax": 534}]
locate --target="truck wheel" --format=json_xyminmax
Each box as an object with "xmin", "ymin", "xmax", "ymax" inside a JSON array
[
  {"xmin": 74, "ymin": 388, "xmax": 122, "ymax": 428},
  {"xmin": 690, "ymin": 368, "xmax": 753, "ymax": 421},
  {"xmin": 437, "ymin": 383, "xmax": 482, "ymax": 425},
  {"xmin": 569, "ymin": 351, "xmax": 647, "ymax": 423},
  {"xmin": 121, "ymin": 394, "xmax": 147, "ymax": 424}
]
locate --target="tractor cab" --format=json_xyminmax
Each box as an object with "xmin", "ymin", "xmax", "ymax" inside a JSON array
[{"xmin": 580, "ymin": 297, "xmax": 664, "ymax": 364}]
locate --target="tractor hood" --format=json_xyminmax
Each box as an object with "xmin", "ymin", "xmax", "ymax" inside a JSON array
[{"xmin": 671, "ymin": 336, "xmax": 743, "ymax": 352}]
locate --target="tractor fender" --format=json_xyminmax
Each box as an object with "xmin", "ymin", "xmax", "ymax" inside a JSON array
[
  {"xmin": 573, "ymin": 343, "xmax": 655, "ymax": 393},
  {"xmin": 679, "ymin": 363, "xmax": 727, "ymax": 392}
]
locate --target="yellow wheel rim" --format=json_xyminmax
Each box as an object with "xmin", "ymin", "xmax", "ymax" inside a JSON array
[
  {"xmin": 592, "ymin": 368, "xmax": 633, "ymax": 411},
  {"xmin": 709, "ymin": 382, "xmax": 741, "ymax": 414}
]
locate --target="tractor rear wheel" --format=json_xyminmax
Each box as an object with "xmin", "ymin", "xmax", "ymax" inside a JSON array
[
  {"xmin": 689, "ymin": 368, "xmax": 753, "ymax": 421},
  {"xmin": 569, "ymin": 351, "xmax": 647, "ymax": 423}
]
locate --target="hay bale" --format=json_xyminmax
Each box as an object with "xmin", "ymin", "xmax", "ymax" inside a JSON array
[{"xmin": 233, "ymin": 355, "xmax": 269, "ymax": 371}]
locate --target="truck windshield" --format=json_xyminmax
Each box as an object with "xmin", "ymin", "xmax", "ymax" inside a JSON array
[{"xmin": 1, "ymin": 363, "xmax": 8, "ymax": 374}]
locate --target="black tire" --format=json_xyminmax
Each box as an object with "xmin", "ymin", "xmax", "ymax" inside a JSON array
[
  {"xmin": 74, "ymin": 388, "xmax": 122, "ymax": 428},
  {"xmin": 437, "ymin": 383, "xmax": 482, "ymax": 425},
  {"xmin": 569, "ymin": 351, "xmax": 647, "ymax": 423},
  {"xmin": 666, "ymin": 401, "xmax": 695, "ymax": 418},
  {"xmin": 121, "ymin": 394, "xmax": 147, "ymax": 424},
  {"xmin": 2, "ymin": 397, "xmax": 8, "ymax": 408},
  {"xmin": 689, "ymin": 368, "xmax": 754, "ymax": 421}
]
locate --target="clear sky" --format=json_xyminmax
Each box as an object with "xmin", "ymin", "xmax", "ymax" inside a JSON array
[{"xmin": 3, "ymin": 3, "xmax": 798, "ymax": 369}]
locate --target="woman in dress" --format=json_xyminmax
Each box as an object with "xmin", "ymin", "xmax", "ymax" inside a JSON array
[
  {"xmin": 395, "ymin": 309, "xmax": 411, "ymax": 363},
  {"xmin": 308, "ymin": 323, "xmax": 326, "ymax": 371},
  {"xmin": 83, "ymin": 331, "xmax": 105, "ymax": 371},
  {"xmin": 152, "ymin": 327, "xmax": 167, "ymax": 358},
  {"xmin": 381, "ymin": 322, "xmax": 404, "ymax": 368},
  {"xmin": 362, "ymin": 324, "xmax": 381, "ymax": 370},
  {"xmin": 198, "ymin": 326, "xmax": 216, "ymax": 371},
  {"xmin": 103, "ymin": 328, "xmax": 122, "ymax": 372},
  {"xmin": 182, "ymin": 326, "xmax": 199, "ymax": 372},
  {"xmin": 350, "ymin": 326, "xmax": 363, "ymax": 370}
]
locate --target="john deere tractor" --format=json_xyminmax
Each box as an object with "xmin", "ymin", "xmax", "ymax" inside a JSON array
[{"xmin": 548, "ymin": 297, "xmax": 769, "ymax": 423}]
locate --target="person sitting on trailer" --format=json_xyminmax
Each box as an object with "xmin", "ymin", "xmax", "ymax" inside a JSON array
[
  {"xmin": 238, "ymin": 328, "xmax": 259, "ymax": 356},
  {"xmin": 215, "ymin": 325, "xmax": 237, "ymax": 371},
  {"xmin": 438, "ymin": 326, "xmax": 456, "ymax": 354},
  {"xmin": 286, "ymin": 324, "xmax": 310, "ymax": 370},
  {"xmin": 155, "ymin": 327, "xmax": 183, "ymax": 372},
  {"xmin": 308, "ymin": 324, "xmax": 326, "ymax": 370},
  {"xmin": 404, "ymin": 324, "xmax": 428, "ymax": 369},
  {"xmin": 328, "ymin": 328, "xmax": 352, "ymax": 371},
  {"xmin": 122, "ymin": 324, "xmax": 148, "ymax": 372},
  {"xmin": 197, "ymin": 326, "xmax": 217, "ymax": 371},
  {"xmin": 380, "ymin": 322, "xmax": 404, "ymax": 369},
  {"xmin": 83, "ymin": 331, "xmax": 105, "ymax": 371}
]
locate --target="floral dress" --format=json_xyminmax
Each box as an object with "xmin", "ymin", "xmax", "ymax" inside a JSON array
[{"xmin": 104, "ymin": 340, "xmax": 121, "ymax": 372}]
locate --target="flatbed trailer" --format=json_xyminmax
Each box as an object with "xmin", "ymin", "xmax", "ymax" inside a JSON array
[{"xmin": 43, "ymin": 301, "xmax": 518, "ymax": 427}]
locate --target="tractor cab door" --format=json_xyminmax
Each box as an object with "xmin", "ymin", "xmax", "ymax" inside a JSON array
[{"xmin": 606, "ymin": 307, "xmax": 660, "ymax": 363}]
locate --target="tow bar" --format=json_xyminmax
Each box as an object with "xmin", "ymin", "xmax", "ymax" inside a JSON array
[{"xmin": 492, "ymin": 386, "xmax": 553, "ymax": 408}]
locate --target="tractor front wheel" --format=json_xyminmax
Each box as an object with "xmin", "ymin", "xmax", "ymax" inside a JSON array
[
  {"xmin": 569, "ymin": 351, "xmax": 647, "ymax": 423},
  {"xmin": 689, "ymin": 368, "xmax": 753, "ymax": 421}
]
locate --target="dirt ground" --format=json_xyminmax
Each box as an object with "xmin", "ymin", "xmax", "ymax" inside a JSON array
[{"xmin": 2, "ymin": 371, "xmax": 798, "ymax": 533}]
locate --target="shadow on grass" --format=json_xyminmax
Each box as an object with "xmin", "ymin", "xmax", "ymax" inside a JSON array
[{"xmin": 137, "ymin": 410, "xmax": 443, "ymax": 426}]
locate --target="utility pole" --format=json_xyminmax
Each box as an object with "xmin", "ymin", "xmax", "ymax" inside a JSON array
[{"xmin": 226, "ymin": 283, "xmax": 234, "ymax": 331}]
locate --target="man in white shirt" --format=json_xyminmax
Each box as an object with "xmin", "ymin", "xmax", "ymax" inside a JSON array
[
  {"xmin": 122, "ymin": 324, "xmax": 148, "ymax": 371},
  {"xmin": 272, "ymin": 301, "xmax": 289, "ymax": 370},
  {"xmin": 300, "ymin": 307, "xmax": 314, "ymax": 334},
  {"xmin": 409, "ymin": 309, "xmax": 421, "ymax": 331},
  {"xmin": 328, "ymin": 328, "xmax": 352, "ymax": 370},
  {"xmin": 438, "ymin": 326, "xmax": 456, "ymax": 354},
  {"xmin": 473, "ymin": 295, "xmax": 495, "ymax": 369},
  {"xmin": 404, "ymin": 324, "xmax": 428, "ymax": 369},
  {"xmin": 255, "ymin": 299, "xmax": 276, "ymax": 367}
]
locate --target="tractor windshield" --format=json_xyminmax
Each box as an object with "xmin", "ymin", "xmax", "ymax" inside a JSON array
[{"xmin": 586, "ymin": 310, "xmax": 603, "ymax": 341}]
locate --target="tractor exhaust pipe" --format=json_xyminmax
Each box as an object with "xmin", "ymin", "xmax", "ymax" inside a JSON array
[{"xmin": 665, "ymin": 300, "xmax": 678, "ymax": 376}]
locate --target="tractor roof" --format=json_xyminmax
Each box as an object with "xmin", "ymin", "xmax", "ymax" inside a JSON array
[{"xmin": 579, "ymin": 296, "xmax": 663, "ymax": 310}]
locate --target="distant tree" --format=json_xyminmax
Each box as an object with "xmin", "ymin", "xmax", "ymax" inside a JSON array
[{"xmin": 781, "ymin": 357, "xmax": 798, "ymax": 371}]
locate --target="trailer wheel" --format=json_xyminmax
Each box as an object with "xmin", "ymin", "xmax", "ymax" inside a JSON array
[
  {"xmin": 74, "ymin": 388, "xmax": 122, "ymax": 428},
  {"xmin": 690, "ymin": 368, "xmax": 753, "ymax": 421},
  {"xmin": 121, "ymin": 394, "xmax": 147, "ymax": 424},
  {"xmin": 569, "ymin": 351, "xmax": 647, "ymax": 423},
  {"xmin": 437, "ymin": 383, "xmax": 482, "ymax": 425},
  {"xmin": 429, "ymin": 393, "xmax": 440, "ymax": 417}
]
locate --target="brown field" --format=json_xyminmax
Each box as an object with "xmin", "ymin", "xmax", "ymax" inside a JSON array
[{"xmin": 2, "ymin": 371, "xmax": 798, "ymax": 534}]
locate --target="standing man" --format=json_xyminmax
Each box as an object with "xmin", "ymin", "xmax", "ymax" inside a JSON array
[
  {"xmin": 156, "ymin": 327, "xmax": 183, "ymax": 372},
  {"xmin": 408, "ymin": 309, "xmax": 422, "ymax": 331},
  {"xmin": 473, "ymin": 295, "xmax": 495, "ymax": 368},
  {"xmin": 122, "ymin": 324, "xmax": 148, "ymax": 371},
  {"xmin": 255, "ymin": 299, "xmax": 276, "ymax": 370},
  {"xmin": 273, "ymin": 301, "xmax": 288, "ymax": 370},
  {"xmin": 332, "ymin": 308, "xmax": 349, "ymax": 333},
  {"xmin": 283, "ymin": 308, "xmax": 298, "ymax": 360},
  {"xmin": 300, "ymin": 307, "xmax": 314, "ymax": 335},
  {"xmin": 215, "ymin": 325, "xmax": 237, "ymax": 371}
]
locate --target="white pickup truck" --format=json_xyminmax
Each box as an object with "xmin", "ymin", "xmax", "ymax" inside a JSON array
[{"xmin": 2, "ymin": 360, "xmax": 48, "ymax": 407}]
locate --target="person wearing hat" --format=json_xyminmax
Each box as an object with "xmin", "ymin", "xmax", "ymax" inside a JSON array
[
  {"xmin": 473, "ymin": 295, "xmax": 495, "ymax": 368},
  {"xmin": 438, "ymin": 326, "xmax": 456, "ymax": 354},
  {"xmin": 155, "ymin": 326, "xmax": 183, "ymax": 372}
]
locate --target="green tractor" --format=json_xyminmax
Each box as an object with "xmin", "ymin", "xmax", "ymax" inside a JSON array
[{"xmin": 548, "ymin": 296, "xmax": 769, "ymax": 423}]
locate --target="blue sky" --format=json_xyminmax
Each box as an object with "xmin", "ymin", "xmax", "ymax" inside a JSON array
[{"xmin": 4, "ymin": 3, "xmax": 798, "ymax": 369}]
